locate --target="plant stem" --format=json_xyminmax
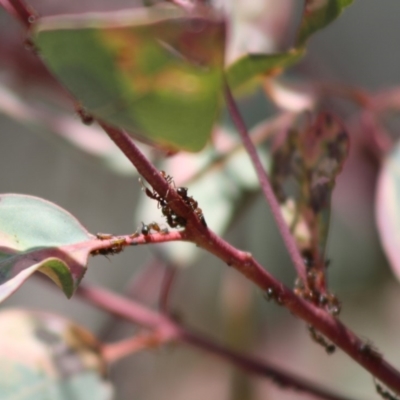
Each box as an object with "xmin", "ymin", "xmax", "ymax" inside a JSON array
[
  {"xmin": 74, "ymin": 282, "xmax": 356, "ymax": 400},
  {"xmin": 102, "ymin": 332, "xmax": 169, "ymax": 364},
  {"xmin": 99, "ymin": 120, "xmax": 400, "ymax": 394},
  {"xmin": 98, "ymin": 122, "xmax": 208, "ymax": 235},
  {"xmin": 1, "ymin": 0, "xmax": 37, "ymax": 28},
  {"xmin": 223, "ymin": 82, "xmax": 308, "ymax": 284}
]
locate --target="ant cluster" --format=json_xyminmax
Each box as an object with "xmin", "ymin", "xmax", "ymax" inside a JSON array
[
  {"xmin": 139, "ymin": 171, "xmax": 206, "ymax": 230},
  {"xmin": 294, "ymin": 250, "xmax": 341, "ymax": 315},
  {"xmin": 294, "ymin": 249, "xmax": 340, "ymax": 353}
]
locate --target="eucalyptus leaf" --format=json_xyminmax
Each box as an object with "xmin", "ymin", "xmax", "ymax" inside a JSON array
[
  {"xmin": 296, "ymin": 0, "xmax": 354, "ymax": 47},
  {"xmin": 0, "ymin": 194, "xmax": 93, "ymax": 302},
  {"xmin": 34, "ymin": 5, "xmax": 225, "ymax": 152},
  {"xmin": 0, "ymin": 309, "xmax": 113, "ymax": 400}
]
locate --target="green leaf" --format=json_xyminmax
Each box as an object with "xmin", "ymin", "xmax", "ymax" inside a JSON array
[
  {"xmin": 296, "ymin": 0, "xmax": 354, "ymax": 47},
  {"xmin": 224, "ymin": 0, "xmax": 354, "ymax": 90},
  {"xmin": 33, "ymin": 6, "xmax": 225, "ymax": 152},
  {"xmin": 225, "ymin": 49, "xmax": 304, "ymax": 90},
  {"xmin": 0, "ymin": 309, "xmax": 113, "ymax": 399},
  {"xmin": 0, "ymin": 194, "xmax": 93, "ymax": 302}
]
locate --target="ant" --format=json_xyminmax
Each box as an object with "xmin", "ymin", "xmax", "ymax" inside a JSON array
[
  {"xmin": 160, "ymin": 170, "xmax": 175, "ymax": 186},
  {"xmin": 264, "ymin": 287, "xmax": 283, "ymax": 305},
  {"xmin": 96, "ymin": 233, "xmax": 113, "ymax": 240},
  {"xmin": 75, "ymin": 104, "xmax": 94, "ymax": 125},
  {"xmin": 359, "ymin": 341, "xmax": 381, "ymax": 360},
  {"xmin": 307, "ymin": 325, "xmax": 335, "ymax": 354},
  {"xmin": 91, "ymin": 237, "xmax": 126, "ymax": 256},
  {"xmin": 176, "ymin": 186, "xmax": 207, "ymax": 227},
  {"xmin": 141, "ymin": 222, "xmax": 169, "ymax": 235},
  {"xmin": 375, "ymin": 380, "xmax": 399, "ymax": 400},
  {"xmin": 139, "ymin": 178, "xmax": 163, "ymax": 205}
]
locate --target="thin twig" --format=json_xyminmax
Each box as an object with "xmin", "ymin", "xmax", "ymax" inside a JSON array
[
  {"xmin": 1, "ymin": 0, "xmax": 37, "ymax": 28},
  {"xmin": 223, "ymin": 81, "xmax": 308, "ymax": 285},
  {"xmin": 73, "ymin": 282, "xmax": 357, "ymax": 400},
  {"xmin": 185, "ymin": 111, "xmax": 295, "ymax": 186},
  {"xmin": 102, "ymin": 332, "xmax": 168, "ymax": 364}
]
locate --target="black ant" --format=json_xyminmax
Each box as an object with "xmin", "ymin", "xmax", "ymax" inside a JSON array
[
  {"xmin": 75, "ymin": 104, "xmax": 94, "ymax": 125},
  {"xmin": 307, "ymin": 325, "xmax": 335, "ymax": 354},
  {"xmin": 375, "ymin": 380, "xmax": 399, "ymax": 400},
  {"xmin": 140, "ymin": 174, "xmax": 205, "ymax": 228},
  {"xmin": 359, "ymin": 341, "xmax": 382, "ymax": 360},
  {"xmin": 264, "ymin": 287, "xmax": 283, "ymax": 305},
  {"xmin": 176, "ymin": 186, "xmax": 207, "ymax": 227}
]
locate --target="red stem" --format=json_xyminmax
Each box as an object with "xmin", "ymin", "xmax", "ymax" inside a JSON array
[
  {"xmin": 98, "ymin": 121, "xmax": 400, "ymax": 393},
  {"xmin": 102, "ymin": 332, "xmax": 169, "ymax": 364},
  {"xmin": 74, "ymin": 282, "xmax": 356, "ymax": 400},
  {"xmin": 1, "ymin": 0, "xmax": 37, "ymax": 28},
  {"xmin": 223, "ymin": 82, "xmax": 308, "ymax": 284}
]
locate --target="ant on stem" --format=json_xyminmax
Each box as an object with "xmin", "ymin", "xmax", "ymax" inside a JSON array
[
  {"xmin": 374, "ymin": 379, "xmax": 399, "ymax": 400},
  {"xmin": 307, "ymin": 325, "xmax": 335, "ymax": 354},
  {"xmin": 139, "ymin": 171, "xmax": 207, "ymax": 228},
  {"xmin": 141, "ymin": 222, "xmax": 168, "ymax": 236}
]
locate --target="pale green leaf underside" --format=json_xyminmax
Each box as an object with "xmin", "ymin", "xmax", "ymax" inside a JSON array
[
  {"xmin": 0, "ymin": 194, "xmax": 92, "ymax": 302},
  {"xmin": 0, "ymin": 309, "xmax": 113, "ymax": 400}
]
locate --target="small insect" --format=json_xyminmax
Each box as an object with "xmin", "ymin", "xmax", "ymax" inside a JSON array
[
  {"xmin": 141, "ymin": 222, "xmax": 169, "ymax": 235},
  {"xmin": 195, "ymin": 207, "xmax": 207, "ymax": 227},
  {"xmin": 139, "ymin": 178, "xmax": 163, "ymax": 204},
  {"xmin": 160, "ymin": 170, "xmax": 175, "ymax": 186},
  {"xmin": 96, "ymin": 233, "xmax": 113, "ymax": 240},
  {"xmin": 375, "ymin": 380, "xmax": 399, "ymax": 400},
  {"xmin": 165, "ymin": 212, "xmax": 186, "ymax": 228},
  {"xmin": 91, "ymin": 237, "xmax": 126, "ymax": 257},
  {"xmin": 307, "ymin": 325, "xmax": 335, "ymax": 354},
  {"xmin": 141, "ymin": 223, "xmax": 150, "ymax": 236},
  {"xmin": 177, "ymin": 186, "xmax": 207, "ymax": 227},
  {"xmin": 359, "ymin": 341, "xmax": 382, "ymax": 360},
  {"xmin": 264, "ymin": 288, "xmax": 275, "ymax": 301},
  {"xmin": 177, "ymin": 186, "xmax": 188, "ymax": 199},
  {"xmin": 75, "ymin": 105, "xmax": 94, "ymax": 125},
  {"xmin": 264, "ymin": 287, "xmax": 283, "ymax": 305}
]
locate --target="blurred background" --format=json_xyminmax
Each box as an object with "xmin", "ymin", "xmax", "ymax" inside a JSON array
[{"xmin": 1, "ymin": 0, "xmax": 400, "ymax": 399}]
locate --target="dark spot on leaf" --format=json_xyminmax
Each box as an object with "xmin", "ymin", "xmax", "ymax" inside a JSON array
[{"xmin": 310, "ymin": 183, "xmax": 330, "ymax": 213}]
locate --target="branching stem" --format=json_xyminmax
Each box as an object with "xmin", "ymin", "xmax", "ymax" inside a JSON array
[
  {"xmin": 74, "ymin": 282, "xmax": 357, "ymax": 400},
  {"xmin": 223, "ymin": 82, "xmax": 308, "ymax": 284}
]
